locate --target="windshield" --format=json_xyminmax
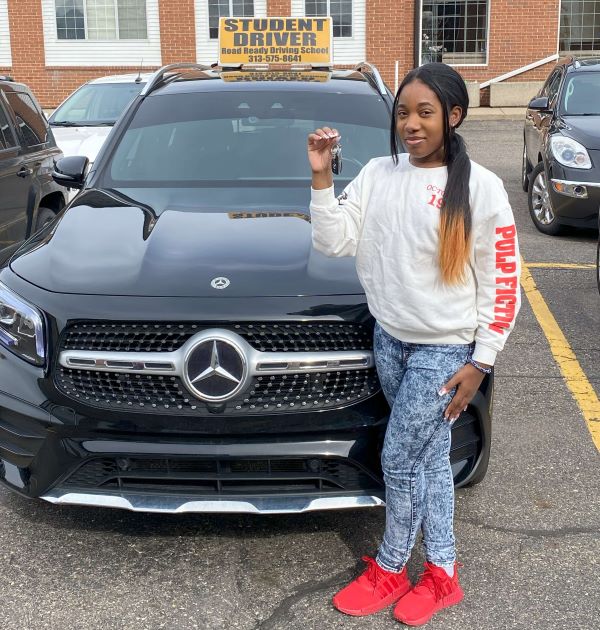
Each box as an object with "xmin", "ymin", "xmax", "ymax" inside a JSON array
[
  {"xmin": 100, "ymin": 89, "xmax": 391, "ymax": 186},
  {"xmin": 50, "ymin": 81, "xmax": 144, "ymax": 125},
  {"xmin": 560, "ymin": 73, "xmax": 600, "ymax": 115}
]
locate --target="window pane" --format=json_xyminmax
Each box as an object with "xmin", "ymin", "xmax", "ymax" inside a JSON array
[
  {"xmin": 118, "ymin": 0, "xmax": 148, "ymax": 38},
  {"xmin": 5, "ymin": 92, "xmax": 47, "ymax": 147},
  {"xmin": 421, "ymin": 0, "xmax": 488, "ymax": 65},
  {"xmin": 232, "ymin": 0, "xmax": 254, "ymax": 17},
  {"xmin": 560, "ymin": 0, "xmax": 600, "ymax": 55},
  {"xmin": 103, "ymin": 91, "xmax": 390, "ymax": 185},
  {"xmin": 55, "ymin": 0, "xmax": 85, "ymax": 40},
  {"xmin": 306, "ymin": 0, "xmax": 352, "ymax": 37},
  {"xmin": 0, "ymin": 103, "xmax": 17, "ymax": 150},
  {"xmin": 208, "ymin": 0, "xmax": 231, "ymax": 39},
  {"xmin": 305, "ymin": 1, "xmax": 328, "ymax": 18},
  {"xmin": 87, "ymin": 0, "xmax": 118, "ymax": 40}
]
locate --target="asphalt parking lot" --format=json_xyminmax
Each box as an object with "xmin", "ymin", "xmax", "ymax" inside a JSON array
[{"xmin": 0, "ymin": 119, "xmax": 599, "ymax": 630}]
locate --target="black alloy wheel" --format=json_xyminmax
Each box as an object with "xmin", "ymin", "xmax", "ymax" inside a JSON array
[
  {"xmin": 528, "ymin": 162, "xmax": 563, "ymax": 236},
  {"xmin": 521, "ymin": 142, "xmax": 532, "ymax": 193},
  {"xmin": 33, "ymin": 206, "xmax": 56, "ymax": 231}
]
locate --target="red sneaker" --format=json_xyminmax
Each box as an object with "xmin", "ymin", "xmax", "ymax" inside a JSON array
[
  {"xmin": 332, "ymin": 556, "xmax": 412, "ymax": 617},
  {"xmin": 394, "ymin": 562, "xmax": 464, "ymax": 626}
]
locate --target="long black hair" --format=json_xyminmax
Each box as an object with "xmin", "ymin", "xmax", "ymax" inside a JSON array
[{"xmin": 391, "ymin": 63, "xmax": 471, "ymax": 285}]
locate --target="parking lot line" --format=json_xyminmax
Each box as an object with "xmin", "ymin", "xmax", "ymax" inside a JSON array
[
  {"xmin": 526, "ymin": 262, "xmax": 595, "ymax": 270},
  {"xmin": 521, "ymin": 258, "xmax": 600, "ymax": 452}
]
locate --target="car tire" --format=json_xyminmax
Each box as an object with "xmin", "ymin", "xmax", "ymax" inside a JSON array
[
  {"xmin": 34, "ymin": 206, "xmax": 56, "ymax": 231},
  {"xmin": 528, "ymin": 162, "xmax": 563, "ymax": 236},
  {"xmin": 521, "ymin": 142, "xmax": 532, "ymax": 192}
]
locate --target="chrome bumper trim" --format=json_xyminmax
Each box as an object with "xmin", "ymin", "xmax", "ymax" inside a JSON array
[
  {"xmin": 59, "ymin": 328, "xmax": 373, "ymax": 377},
  {"xmin": 40, "ymin": 491, "xmax": 385, "ymax": 514},
  {"xmin": 81, "ymin": 439, "xmax": 355, "ymax": 458}
]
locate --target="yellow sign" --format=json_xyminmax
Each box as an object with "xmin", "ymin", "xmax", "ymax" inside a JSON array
[
  {"xmin": 218, "ymin": 17, "xmax": 333, "ymax": 66},
  {"xmin": 220, "ymin": 70, "xmax": 331, "ymax": 83}
]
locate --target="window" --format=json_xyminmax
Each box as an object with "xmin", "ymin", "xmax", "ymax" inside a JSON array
[
  {"xmin": 5, "ymin": 92, "xmax": 48, "ymax": 148},
  {"xmin": 0, "ymin": 102, "xmax": 17, "ymax": 150},
  {"xmin": 560, "ymin": 1, "xmax": 600, "ymax": 56},
  {"xmin": 305, "ymin": 0, "xmax": 352, "ymax": 38},
  {"xmin": 542, "ymin": 69, "xmax": 563, "ymax": 106},
  {"xmin": 208, "ymin": 0, "xmax": 254, "ymax": 39},
  {"xmin": 102, "ymin": 90, "xmax": 389, "ymax": 186},
  {"xmin": 421, "ymin": 0, "xmax": 488, "ymax": 65},
  {"xmin": 560, "ymin": 72, "xmax": 600, "ymax": 114},
  {"xmin": 55, "ymin": 0, "xmax": 147, "ymax": 40}
]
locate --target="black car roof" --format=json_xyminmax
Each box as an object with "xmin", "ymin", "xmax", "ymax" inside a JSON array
[
  {"xmin": 148, "ymin": 68, "xmax": 385, "ymax": 97},
  {"xmin": 561, "ymin": 57, "xmax": 600, "ymax": 73}
]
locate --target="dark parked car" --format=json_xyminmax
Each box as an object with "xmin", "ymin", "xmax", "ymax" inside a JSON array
[
  {"xmin": 0, "ymin": 63, "xmax": 492, "ymax": 515},
  {"xmin": 523, "ymin": 56, "xmax": 600, "ymax": 235},
  {"xmin": 0, "ymin": 76, "xmax": 65, "ymax": 263}
]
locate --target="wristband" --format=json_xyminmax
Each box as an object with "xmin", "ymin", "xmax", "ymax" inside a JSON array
[{"xmin": 468, "ymin": 358, "xmax": 492, "ymax": 375}]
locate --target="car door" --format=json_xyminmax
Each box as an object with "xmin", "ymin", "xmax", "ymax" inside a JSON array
[
  {"xmin": 525, "ymin": 68, "xmax": 563, "ymax": 166},
  {"xmin": 3, "ymin": 88, "xmax": 53, "ymax": 237},
  {"xmin": 0, "ymin": 94, "xmax": 31, "ymax": 252}
]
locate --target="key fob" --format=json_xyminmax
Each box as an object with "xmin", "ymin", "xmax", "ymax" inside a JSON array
[{"xmin": 331, "ymin": 142, "xmax": 342, "ymax": 175}]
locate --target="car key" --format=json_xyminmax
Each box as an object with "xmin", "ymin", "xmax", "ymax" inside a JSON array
[{"xmin": 331, "ymin": 141, "xmax": 342, "ymax": 175}]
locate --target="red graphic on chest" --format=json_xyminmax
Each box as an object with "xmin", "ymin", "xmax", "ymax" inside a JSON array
[{"xmin": 426, "ymin": 184, "xmax": 445, "ymax": 209}]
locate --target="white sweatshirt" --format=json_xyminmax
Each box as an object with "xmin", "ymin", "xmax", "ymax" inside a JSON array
[{"xmin": 310, "ymin": 154, "xmax": 521, "ymax": 366}]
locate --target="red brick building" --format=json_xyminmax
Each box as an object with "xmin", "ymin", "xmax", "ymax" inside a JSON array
[{"xmin": 0, "ymin": 1, "xmax": 598, "ymax": 107}]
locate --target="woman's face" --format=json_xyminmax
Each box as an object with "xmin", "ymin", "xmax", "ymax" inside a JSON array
[{"xmin": 395, "ymin": 79, "xmax": 462, "ymax": 168}]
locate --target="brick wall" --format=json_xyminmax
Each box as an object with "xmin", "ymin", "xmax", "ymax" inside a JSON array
[
  {"xmin": 2, "ymin": 0, "xmax": 564, "ymax": 107},
  {"xmin": 268, "ymin": 0, "xmax": 292, "ymax": 16},
  {"xmin": 159, "ymin": 0, "xmax": 196, "ymax": 64}
]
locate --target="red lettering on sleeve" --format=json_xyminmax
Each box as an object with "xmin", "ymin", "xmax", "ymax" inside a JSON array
[{"xmin": 489, "ymin": 224, "xmax": 518, "ymax": 335}]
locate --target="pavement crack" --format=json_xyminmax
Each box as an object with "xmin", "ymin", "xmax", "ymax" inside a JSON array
[
  {"xmin": 253, "ymin": 569, "xmax": 349, "ymax": 630},
  {"xmin": 456, "ymin": 517, "xmax": 600, "ymax": 538}
]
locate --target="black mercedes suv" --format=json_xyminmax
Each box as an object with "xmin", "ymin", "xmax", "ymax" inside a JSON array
[{"xmin": 0, "ymin": 63, "xmax": 492, "ymax": 514}]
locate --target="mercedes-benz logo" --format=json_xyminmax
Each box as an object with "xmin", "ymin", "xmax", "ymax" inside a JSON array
[
  {"xmin": 211, "ymin": 277, "xmax": 230, "ymax": 289},
  {"xmin": 183, "ymin": 336, "xmax": 246, "ymax": 402}
]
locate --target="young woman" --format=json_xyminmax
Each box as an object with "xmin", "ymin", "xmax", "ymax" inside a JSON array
[{"xmin": 307, "ymin": 63, "xmax": 520, "ymax": 626}]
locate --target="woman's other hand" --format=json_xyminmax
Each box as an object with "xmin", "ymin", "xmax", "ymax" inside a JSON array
[
  {"xmin": 439, "ymin": 364, "xmax": 488, "ymax": 423},
  {"xmin": 308, "ymin": 127, "xmax": 339, "ymax": 189}
]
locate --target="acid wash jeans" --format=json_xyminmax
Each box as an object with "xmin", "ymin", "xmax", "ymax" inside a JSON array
[{"xmin": 373, "ymin": 322, "xmax": 473, "ymax": 574}]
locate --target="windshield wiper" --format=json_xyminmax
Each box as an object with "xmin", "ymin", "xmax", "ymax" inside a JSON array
[
  {"xmin": 565, "ymin": 113, "xmax": 600, "ymax": 116},
  {"xmin": 51, "ymin": 120, "xmax": 116, "ymax": 127}
]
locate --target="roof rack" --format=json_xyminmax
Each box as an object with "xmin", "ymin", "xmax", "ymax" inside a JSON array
[
  {"xmin": 354, "ymin": 62, "xmax": 387, "ymax": 96},
  {"xmin": 140, "ymin": 63, "xmax": 212, "ymax": 97}
]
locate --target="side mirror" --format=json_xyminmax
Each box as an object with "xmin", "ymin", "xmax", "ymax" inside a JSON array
[
  {"xmin": 52, "ymin": 156, "xmax": 89, "ymax": 189},
  {"xmin": 528, "ymin": 96, "xmax": 551, "ymax": 111}
]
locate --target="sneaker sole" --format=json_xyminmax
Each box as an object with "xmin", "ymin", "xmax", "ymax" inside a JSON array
[
  {"xmin": 394, "ymin": 589, "xmax": 464, "ymax": 626},
  {"xmin": 333, "ymin": 584, "xmax": 412, "ymax": 617}
]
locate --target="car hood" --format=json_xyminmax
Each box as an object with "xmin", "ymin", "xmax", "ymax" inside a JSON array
[
  {"xmin": 51, "ymin": 126, "xmax": 112, "ymax": 163},
  {"xmin": 10, "ymin": 188, "xmax": 363, "ymax": 297},
  {"xmin": 559, "ymin": 116, "xmax": 600, "ymax": 150}
]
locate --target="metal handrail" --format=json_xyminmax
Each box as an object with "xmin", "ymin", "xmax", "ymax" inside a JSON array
[
  {"xmin": 354, "ymin": 62, "xmax": 387, "ymax": 96},
  {"xmin": 140, "ymin": 63, "xmax": 212, "ymax": 96}
]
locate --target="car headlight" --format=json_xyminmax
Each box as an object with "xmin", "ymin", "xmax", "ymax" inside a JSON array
[
  {"xmin": 550, "ymin": 136, "xmax": 592, "ymax": 169},
  {"xmin": 0, "ymin": 281, "xmax": 45, "ymax": 366}
]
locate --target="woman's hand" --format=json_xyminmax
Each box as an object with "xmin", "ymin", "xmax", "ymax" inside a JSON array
[
  {"xmin": 308, "ymin": 127, "xmax": 339, "ymax": 189},
  {"xmin": 439, "ymin": 363, "xmax": 489, "ymax": 422}
]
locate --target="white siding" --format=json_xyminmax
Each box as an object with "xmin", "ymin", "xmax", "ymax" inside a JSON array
[
  {"xmin": 195, "ymin": 0, "xmax": 268, "ymax": 65},
  {"xmin": 41, "ymin": 0, "xmax": 161, "ymax": 67},
  {"xmin": 291, "ymin": 0, "xmax": 365, "ymax": 65},
  {"xmin": 0, "ymin": 0, "xmax": 11, "ymax": 67}
]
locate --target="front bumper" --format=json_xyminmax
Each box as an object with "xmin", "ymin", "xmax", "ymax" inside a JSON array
[
  {"xmin": 0, "ymin": 274, "xmax": 492, "ymax": 514},
  {"xmin": 547, "ymin": 158, "xmax": 600, "ymax": 228}
]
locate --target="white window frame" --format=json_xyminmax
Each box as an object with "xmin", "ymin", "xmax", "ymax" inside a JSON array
[
  {"xmin": 195, "ymin": 0, "xmax": 267, "ymax": 65},
  {"xmin": 42, "ymin": 0, "xmax": 161, "ymax": 67},
  {"xmin": 417, "ymin": 0, "xmax": 491, "ymax": 68},
  {"xmin": 558, "ymin": 0, "xmax": 600, "ymax": 57},
  {"xmin": 304, "ymin": 0, "xmax": 353, "ymax": 39},
  {"xmin": 291, "ymin": 0, "xmax": 365, "ymax": 64},
  {"xmin": 0, "ymin": 0, "xmax": 12, "ymax": 67}
]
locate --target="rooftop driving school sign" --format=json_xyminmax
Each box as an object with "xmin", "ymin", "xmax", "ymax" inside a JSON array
[{"xmin": 218, "ymin": 17, "xmax": 333, "ymax": 66}]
